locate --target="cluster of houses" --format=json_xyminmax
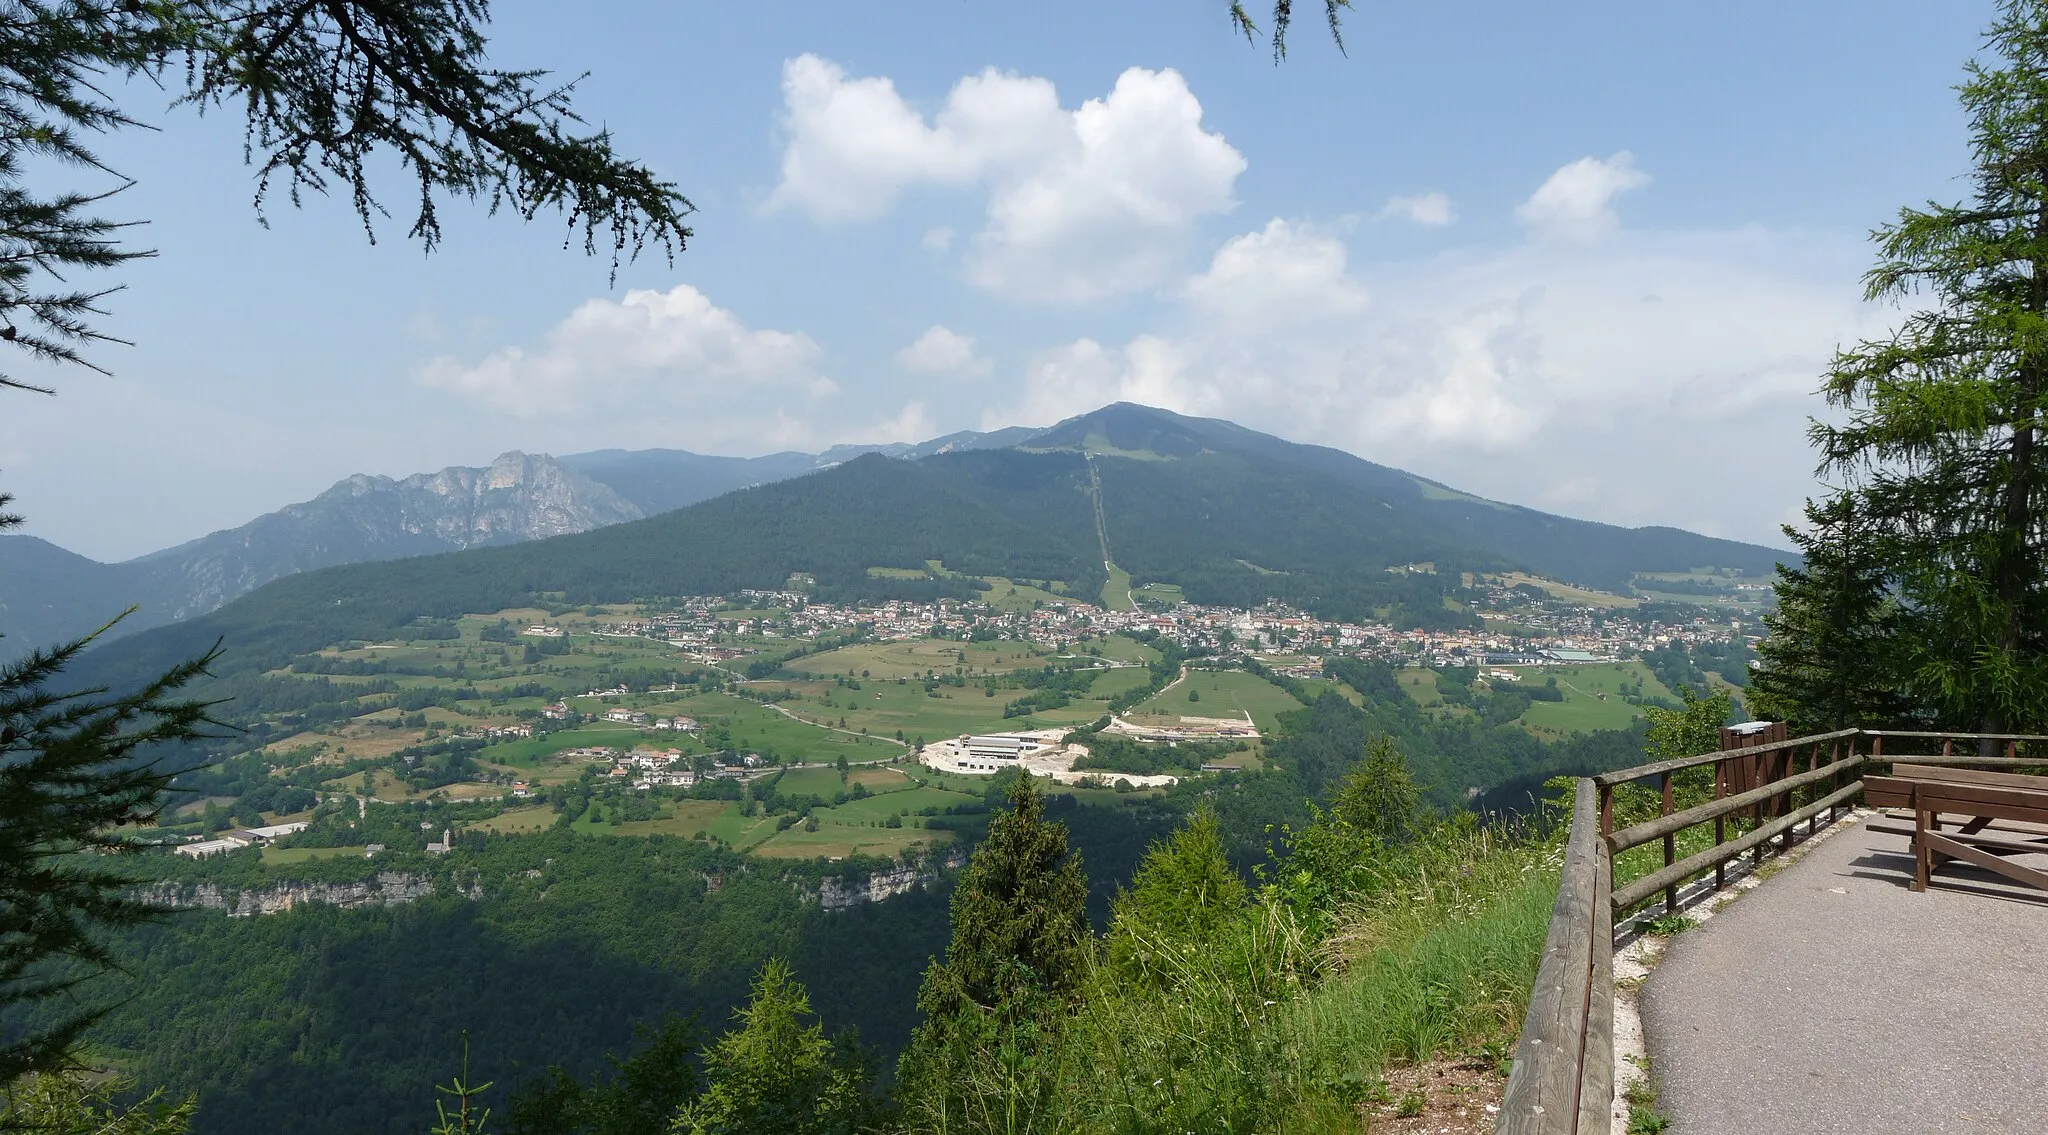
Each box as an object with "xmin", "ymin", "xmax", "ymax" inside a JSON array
[
  {"xmin": 448, "ymin": 722, "xmax": 533, "ymax": 740},
  {"xmin": 511, "ymin": 570, "xmax": 1751, "ymax": 705}
]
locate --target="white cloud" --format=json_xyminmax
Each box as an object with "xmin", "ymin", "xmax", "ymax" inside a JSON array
[
  {"xmin": 416, "ymin": 284, "xmax": 832, "ymax": 438},
  {"xmin": 989, "ymin": 216, "xmax": 1879, "ymax": 548},
  {"xmin": 995, "ymin": 336, "xmax": 1202, "ymax": 430},
  {"xmin": 765, "ymin": 55, "xmax": 982, "ymax": 222},
  {"xmin": 768, "ymin": 55, "xmax": 1244, "ymax": 301},
  {"xmin": 1378, "ymin": 192, "xmax": 1455, "ymax": 226},
  {"xmin": 1516, "ymin": 152, "xmax": 1650, "ymax": 241},
  {"xmin": 867, "ymin": 400, "xmax": 938, "ymax": 444},
  {"xmin": 896, "ymin": 325, "xmax": 991, "ymax": 377},
  {"xmin": 1182, "ymin": 219, "xmax": 1369, "ymax": 332}
]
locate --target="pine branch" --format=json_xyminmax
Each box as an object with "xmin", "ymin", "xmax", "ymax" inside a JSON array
[{"xmin": 0, "ymin": 612, "xmax": 226, "ymax": 1083}]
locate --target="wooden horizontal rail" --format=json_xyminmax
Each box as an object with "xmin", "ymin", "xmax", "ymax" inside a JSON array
[
  {"xmin": 1862, "ymin": 730, "xmax": 2048, "ymax": 742},
  {"xmin": 1590, "ymin": 728, "xmax": 1860, "ymax": 786},
  {"xmin": 1610, "ymin": 781, "xmax": 1864, "ymax": 912},
  {"xmin": 1499, "ymin": 778, "xmax": 1609, "ymax": 1135},
  {"xmin": 1497, "ymin": 726, "xmax": 2047, "ymax": 1135},
  {"xmin": 1859, "ymin": 755, "xmax": 2047, "ymax": 769},
  {"xmin": 1607, "ymin": 757, "xmax": 1863, "ymax": 853}
]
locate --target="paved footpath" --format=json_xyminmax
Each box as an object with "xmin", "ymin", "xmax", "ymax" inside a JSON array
[{"xmin": 1640, "ymin": 816, "xmax": 2048, "ymax": 1134}]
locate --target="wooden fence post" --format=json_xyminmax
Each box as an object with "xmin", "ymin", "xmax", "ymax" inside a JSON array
[
  {"xmin": 1661, "ymin": 771, "xmax": 1676, "ymax": 915},
  {"xmin": 1713, "ymin": 759, "xmax": 1726, "ymax": 891}
]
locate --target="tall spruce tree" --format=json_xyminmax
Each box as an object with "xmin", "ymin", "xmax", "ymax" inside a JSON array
[
  {"xmin": 897, "ymin": 774, "xmax": 1088, "ymax": 1134},
  {"xmin": 1748, "ymin": 495, "xmax": 1912, "ymax": 733},
  {"xmin": 1816, "ymin": 0, "xmax": 2048, "ymax": 736},
  {"xmin": 675, "ymin": 960, "xmax": 885, "ymax": 1135}
]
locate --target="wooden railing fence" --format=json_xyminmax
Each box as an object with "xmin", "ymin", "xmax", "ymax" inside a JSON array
[{"xmin": 1495, "ymin": 727, "xmax": 2048, "ymax": 1135}]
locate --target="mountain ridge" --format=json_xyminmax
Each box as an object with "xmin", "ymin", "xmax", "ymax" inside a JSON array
[
  {"xmin": 5, "ymin": 404, "xmax": 1791, "ymax": 660},
  {"xmin": 67, "ymin": 405, "xmax": 1793, "ymax": 698}
]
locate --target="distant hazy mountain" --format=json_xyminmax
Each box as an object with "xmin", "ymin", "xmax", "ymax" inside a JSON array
[
  {"xmin": 560, "ymin": 426, "xmax": 1036, "ymax": 515},
  {"xmin": 2, "ymin": 432, "xmax": 1045, "ymax": 656},
  {"xmin": 9, "ymin": 405, "xmax": 1793, "ymax": 663},
  {"xmin": 1, "ymin": 452, "xmax": 640, "ymax": 654},
  {"xmin": 77, "ymin": 404, "xmax": 1796, "ymax": 697}
]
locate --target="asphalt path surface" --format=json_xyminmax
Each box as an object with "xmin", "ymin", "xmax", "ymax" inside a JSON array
[{"xmin": 1640, "ymin": 816, "xmax": 2048, "ymax": 1134}]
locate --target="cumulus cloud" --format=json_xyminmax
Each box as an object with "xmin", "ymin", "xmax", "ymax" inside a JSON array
[
  {"xmin": 1182, "ymin": 219, "xmax": 1370, "ymax": 332},
  {"xmin": 896, "ymin": 325, "xmax": 991, "ymax": 377},
  {"xmin": 1516, "ymin": 152, "xmax": 1650, "ymax": 241},
  {"xmin": 868, "ymin": 400, "xmax": 938, "ymax": 444},
  {"xmin": 416, "ymin": 285, "xmax": 833, "ymax": 442},
  {"xmin": 988, "ymin": 214, "xmax": 1879, "ymax": 547},
  {"xmin": 1378, "ymin": 192, "xmax": 1455, "ymax": 226},
  {"xmin": 768, "ymin": 55, "xmax": 1244, "ymax": 301}
]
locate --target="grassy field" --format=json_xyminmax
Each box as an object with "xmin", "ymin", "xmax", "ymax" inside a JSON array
[
  {"xmin": 789, "ymin": 640, "xmax": 1052, "ymax": 679},
  {"xmin": 462, "ymin": 805, "xmax": 557, "ymax": 834},
  {"xmin": 480, "ymin": 724, "xmax": 653, "ymax": 766},
  {"xmin": 1498, "ymin": 571, "xmax": 1639, "ymax": 609},
  {"xmin": 1101, "ymin": 562, "xmax": 1135, "ymax": 611},
  {"xmin": 750, "ymin": 824, "xmax": 954, "ymax": 860},
  {"xmin": 1508, "ymin": 662, "xmax": 1676, "ymax": 736},
  {"xmin": 1130, "ymin": 669, "xmax": 1305, "ymax": 732},
  {"xmin": 1295, "ymin": 677, "xmax": 1360, "ymax": 706},
  {"xmin": 764, "ymin": 676, "xmax": 1101, "ymax": 743},
  {"xmin": 973, "ymin": 577, "xmax": 1075, "ymax": 613},
  {"xmin": 609, "ymin": 800, "xmax": 735, "ymax": 838},
  {"xmin": 1131, "ymin": 581, "xmax": 1184, "ymax": 608},
  {"xmin": 1085, "ymin": 667, "xmax": 1153, "ymax": 699},
  {"xmin": 702, "ymin": 808, "xmax": 783, "ymax": 851},
  {"xmin": 638, "ymin": 692, "xmax": 904, "ymax": 762},
  {"xmin": 773, "ymin": 765, "xmax": 857, "ymax": 797},
  {"xmin": 318, "ymin": 768, "xmax": 425, "ymax": 802}
]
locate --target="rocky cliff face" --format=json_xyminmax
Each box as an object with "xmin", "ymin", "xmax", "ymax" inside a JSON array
[
  {"xmin": 149, "ymin": 452, "xmax": 644, "ymax": 617},
  {"xmin": 812, "ymin": 852, "xmax": 964, "ymax": 912},
  {"xmin": 2, "ymin": 453, "xmax": 646, "ymax": 656},
  {"xmin": 141, "ymin": 872, "xmax": 458, "ymax": 917}
]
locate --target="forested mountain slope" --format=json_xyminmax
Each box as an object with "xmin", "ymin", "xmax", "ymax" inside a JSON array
[
  {"xmin": 72, "ymin": 408, "xmax": 1792, "ymax": 696},
  {"xmin": 1030, "ymin": 403, "xmax": 1786, "ymax": 592},
  {"xmin": 21, "ymin": 403, "xmax": 1788, "ymax": 675}
]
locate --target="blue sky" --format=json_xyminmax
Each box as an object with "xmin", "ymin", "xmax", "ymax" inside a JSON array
[{"xmin": 3, "ymin": 1, "xmax": 1995, "ymax": 560}]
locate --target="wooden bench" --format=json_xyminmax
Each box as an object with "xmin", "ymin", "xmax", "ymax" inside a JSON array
[{"xmin": 1863, "ymin": 764, "xmax": 2048, "ymax": 894}]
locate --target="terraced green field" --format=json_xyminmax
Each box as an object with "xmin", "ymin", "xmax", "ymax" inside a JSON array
[
  {"xmin": 1128, "ymin": 669, "xmax": 1304, "ymax": 732},
  {"xmin": 1509, "ymin": 662, "xmax": 1675, "ymax": 736}
]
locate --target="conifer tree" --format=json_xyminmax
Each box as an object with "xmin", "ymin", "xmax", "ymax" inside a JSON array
[
  {"xmin": 1814, "ymin": 0, "xmax": 2048, "ymax": 735},
  {"xmin": 2, "ymin": 0, "xmax": 685, "ymax": 1085},
  {"xmin": 674, "ymin": 960, "xmax": 883, "ymax": 1135},
  {"xmin": 1106, "ymin": 805, "xmax": 1245, "ymax": 979},
  {"xmin": 897, "ymin": 774, "xmax": 1088, "ymax": 1133},
  {"xmin": 1330, "ymin": 734, "xmax": 1419, "ymax": 843},
  {"xmin": 1748, "ymin": 495, "xmax": 1912, "ymax": 733}
]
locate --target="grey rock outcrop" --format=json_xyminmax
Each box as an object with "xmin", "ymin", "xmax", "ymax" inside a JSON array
[
  {"xmin": 3, "ymin": 453, "xmax": 643, "ymax": 654},
  {"xmin": 142, "ymin": 872, "xmax": 447, "ymax": 917}
]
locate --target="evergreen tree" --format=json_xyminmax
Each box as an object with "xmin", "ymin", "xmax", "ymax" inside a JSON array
[
  {"xmin": 1105, "ymin": 806, "xmax": 1246, "ymax": 979},
  {"xmin": 674, "ymin": 961, "xmax": 884, "ymax": 1135},
  {"xmin": 897, "ymin": 774, "xmax": 1088, "ymax": 1133},
  {"xmin": 1748, "ymin": 495, "xmax": 1912, "ymax": 733},
  {"xmin": 0, "ymin": 1072, "xmax": 195, "ymax": 1134},
  {"xmin": 1330, "ymin": 734, "xmax": 1420, "ymax": 843},
  {"xmin": 504, "ymin": 1017, "xmax": 700, "ymax": 1135},
  {"xmin": 2, "ymin": 0, "xmax": 684, "ymax": 1084},
  {"xmin": 0, "ymin": 570, "xmax": 218, "ymax": 1082},
  {"xmin": 1815, "ymin": 0, "xmax": 2048, "ymax": 736}
]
